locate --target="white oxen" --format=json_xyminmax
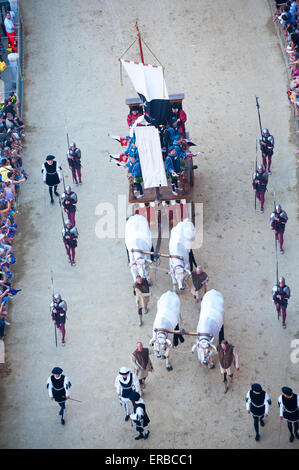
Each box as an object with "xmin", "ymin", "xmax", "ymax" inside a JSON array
[
  {"xmin": 150, "ymin": 291, "xmax": 181, "ymax": 371},
  {"xmin": 125, "ymin": 214, "xmax": 153, "ymax": 282},
  {"xmin": 168, "ymin": 219, "xmax": 195, "ymax": 291},
  {"xmin": 192, "ymin": 289, "xmax": 224, "ymax": 369}
]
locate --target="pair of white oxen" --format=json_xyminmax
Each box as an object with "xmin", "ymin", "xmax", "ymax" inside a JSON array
[{"xmin": 125, "ymin": 215, "xmax": 225, "ymax": 371}]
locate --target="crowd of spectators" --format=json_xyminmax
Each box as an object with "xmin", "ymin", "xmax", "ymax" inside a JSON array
[
  {"xmin": 0, "ymin": 91, "xmax": 26, "ymax": 340},
  {"xmin": 273, "ymin": 2, "xmax": 299, "ymax": 127}
]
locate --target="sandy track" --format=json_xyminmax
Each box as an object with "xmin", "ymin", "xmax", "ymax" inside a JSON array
[{"xmin": 0, "ymin": 0, "xmax": 298, "ymax": 449}]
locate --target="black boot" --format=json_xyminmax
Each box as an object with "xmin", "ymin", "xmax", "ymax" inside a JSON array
[
  {"xmin": 289, "ymin": 434, "xmax": 294, "ymax": 443},
  {"xmin": 260, "ymin": 418, "xmax": 265, "ymax": 427},
  {"xmin": 135, "ymin": 433, "xmax": 144, "ymax": 440},
  {"xmin": 255, "ymin": 434, "xmax": 260, "ymax": 441},
  {"xmin": 125, "ymin": 414, "xmax": 130, "ymax": 422}
]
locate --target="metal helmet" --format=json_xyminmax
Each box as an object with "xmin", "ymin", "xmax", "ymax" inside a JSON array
[
  {"xmin": 275, "ymin": 204, "xmax": 282, "ymax": 211},
  {"xmin": 71, "ymin": 142, "xmax": 76, "ymax": 147},
  {"xmin": 119, "ymin": 366, "xmax": 130, "ymax": 375},
  {"xmin": 262, "ymin": 128, "xmax": 269, "ymax": 135},
  {"xmin": 65, "ymin": 219, "xmax": 72, "ymax": 226},
  {"xmin": 54, "ymin": 293, "xmax": 61, "ymax": 300},
  {"xmin": 257, "ymin": 164, "xmax": 264, "ymax": 171},
  {"xmin": 65, "ymin": 185, "xmax": 71, "ymax": 192},
  {"xmin": 278, "ymin": 276, "xmax": 285, "ymax": 284}
]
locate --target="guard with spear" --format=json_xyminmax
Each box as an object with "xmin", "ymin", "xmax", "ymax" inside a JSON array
[
  {"xmin": 59, "ymin": 197, "xmax": 79, "ymax": 266},
  {"xmin": 252, "ymin": 163, "xmax": 268, "ymax": 213},
  {"xmin": 272, "ymin": 276, "xmax": 291, "ymax": 329},
  {"xmin": 67, "ymin": 142, "xmax": 82, "ymax": 185},
  {"xmin": 270, "ymin": 202, "xmax": 288, "ymax": 254},
  {"xmin": 46, "ymin": 367, "xmax": 72, "ymax": 425},
  {"xmin": 255, "ymin": 97, "xmax": 275, "ymax": 174},
  {"xmin": 50, "ymin": 292, "xmax": 67, "ymax": 346},
  {"xmin": 50, "ymin": 270, "xmax": 58, "ymax": 348},
  {"xmin": 65, "ymin": 116, "xmax": 82, "ymax": 185},
  {"xmin": 61, "ymin": 185, "xmax": 78, "ymax": 227}
]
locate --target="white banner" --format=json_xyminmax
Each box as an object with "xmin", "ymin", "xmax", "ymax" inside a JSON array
[
  {"xmin": 121, "ymin": 59, "xmax": 168, "ymax": 101},
  {"xmin": 135, "ymin": 126, "xmax": 168, "ymax": 189}
]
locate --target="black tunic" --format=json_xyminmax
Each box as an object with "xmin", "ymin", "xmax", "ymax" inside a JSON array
[
  {"xmin": 247, "ymin": 390, "xmax": 271, "ymax": 417},
  {"xmin": 43, "ymin": 161, "xmax": 61, "ymax": 187},
  {"xmin": 280, "ymin": 394, "xmax": 299, "ymax": 422},
  {"xmin": 120, "ymin": 373, "xmax": 133, "ymax": 398},
  {"xmin": 47, "ymin": 374, "xmax": 71, "ymax": 403},
  {"xmin": 133, "ymin": 401, "xmax": 150, "ymax": 428}
]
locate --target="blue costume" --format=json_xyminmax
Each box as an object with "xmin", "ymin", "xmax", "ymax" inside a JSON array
[{"xmin": 165, "ymin": 148, "xmax": 183, "ymax": 195}]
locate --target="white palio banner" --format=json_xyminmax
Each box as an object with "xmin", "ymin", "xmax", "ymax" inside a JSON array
[{"xmin": 134, "ymin": 126, "xmax": 168, "ymax": 189}]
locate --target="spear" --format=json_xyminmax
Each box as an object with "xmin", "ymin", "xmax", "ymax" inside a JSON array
[
  {"xmin": 62, "ymin": 396, "xmax": 82, "ymax": 403},
  {"xmin": 59, "ymin": 197, "xmax": 72, "ymax": 264},
  {"xmin": 254, "ymin": 139, "xmax": 257, "ymax": 212},
  {"xmin": 273, "ymin": 192, "xmax": 279, "ymax": 320},
  {"xmin": 255, "ymin": 96, "xmax": 263, "ymax": 136},
  {"xmin": 64, "ymin": 116, "xmax": 75, "ymax": 184},
  {"xmin": 50, "ymin": 269, "xmax": 57, "ymax": 348}
]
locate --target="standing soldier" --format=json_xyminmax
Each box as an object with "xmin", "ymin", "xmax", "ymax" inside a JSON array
[
  {"xmin": 190, "ymin": 265, "xmax": 208, "ymax": 303},
  {"xmin": 62, "ymin": 219, "xmax": 78, "ymax": 266},
  {"xmin": 259, "ymin": 128, "xmax": 274, "ymax": 174},
  {"xmin": 133, "ymin": 275, "xmax": 151, "ymax": 327},
  {"xmin": 278, "ymin": 387, "xmax": 299, "ymax": 443},
  {"xmin": 246, "ymin": 383, "xmax": 271, "ymax": 442},
  {"xmin": 270, "ymin": 204, "xmax": 288, "ymax": 254},
  {"xmin": 131, "ymin": 342, "xmax": 154, "ymax": 391},
  {"xmin": 216, "ymin": 339, "xmax": 239, "ymax": 393},
  {"xmin": 61, "ymin": 186, "xmax": 78, "ymax": 227},
  {"xmin": 46, "ymin": 367, "xmax": 71, "ymax": 425},
  {"xmin": 68, "ymin": 142, "xmax": 82, "ymax": 185},
  {"xmin": 252, "ymin": 164, "xmax": 268, "ymax": 213},
  {"xmin": 115, "ymin": 367, "xmax": 141, "ymax": 421},
  {"xmin": 41, "ymin": 155, "xmax": 62, "ymax": 204},
  {"xmin": 129, "ymin": 391, "xmax": 150, "ymax": 440},
  {"xmin": 165, "ymin": 147, "xmax": 184, "ymax": 195},
  {"xmin": 272, "ymin": 276, "xmax": 291, "ymax": 329},
  {"xmin": 51, "ymin": 293, "xmax": 67, "ymax": 346}
]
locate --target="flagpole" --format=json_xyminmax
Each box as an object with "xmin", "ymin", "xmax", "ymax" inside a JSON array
[{"xmin": 135, "ymin": 20, "xmax": 145, "ymax": 64}]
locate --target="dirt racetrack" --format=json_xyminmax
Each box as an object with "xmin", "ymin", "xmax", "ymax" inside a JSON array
[{"xmin": 0, "ymin": 0, "xmax": 299, "ymax": 450}]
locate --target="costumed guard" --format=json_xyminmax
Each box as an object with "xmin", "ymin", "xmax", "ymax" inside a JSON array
[
  {"xmin": 246, "ymin": 383, "xmax": 271, "ymax": 442},
  {"xmin": 272, "ymin": 277, "xmax": 291, "ymax": 329},
  {"xmin": 50, "ymin": 293, "xmax": 67, "ymax": 346},
  {"xmin": 41, "ymin": 155, "xmax": 62, "ymax": 204},
  {"xmin": 46, "ymin": 367, "xmax": 71, "ymax": 425},
  {"xmin": 67, "ymin": 142, "xmax": 82, "ymax": 185},
  {"xmin": 252, "ymin": 164, "xmax": 268, "ymax": 213},
  {"xmin": 278, "ymin": 387, "xmax": 299, "ymax": 443},
  {"xmin": 129, "ymin": 391, "xmax": 150, "ymax": 440},
  {"xmin": 165, "ymin": 147, "xmax": 184, "ymax": 195},
  {"xmin": 61, "ymin": 186, "xmax": 78, "ymax": 227},
  {"xmin": 126, "ymin": 155, "xmax": 144, "ymax": 199},
  {"xmin": 170, "ymin": 102, "xmax": 187, "ymax": 137},
  {"xmin": 62, "ymin": 219, "xmax": 79, "ymax": 266},
  {"xmin": 115, "ymin": 367, "xmax": 141, "ymax": 421},
  {"xmin": 270, "ymin": 204, "xmax": 288, "ymax": 254},
  {"xmin": 259, "ymin": 128, "xmax": 274, "ymax": 174}
]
